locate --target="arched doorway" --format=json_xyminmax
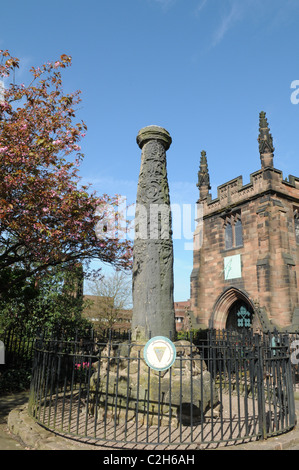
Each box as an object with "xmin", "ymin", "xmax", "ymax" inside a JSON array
[{"xmin": 211, "ymin": 287, "xmax": 256, "ymax": 331}]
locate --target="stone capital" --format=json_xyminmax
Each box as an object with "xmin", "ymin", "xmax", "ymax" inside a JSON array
[{"xmin": 136, "ymin": 125, "xmax": 172, "ymax": 150}]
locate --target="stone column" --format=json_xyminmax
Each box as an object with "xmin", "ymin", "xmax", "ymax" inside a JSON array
[{"xmin": 132, "ymin": 126, "xmax": 176, "ymax": 341}]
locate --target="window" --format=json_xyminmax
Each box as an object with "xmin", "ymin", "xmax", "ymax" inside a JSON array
[
  {"xmin": 224, "ymin": 213, "xmax": 243, "ymax": 250},
  {"xmin": 235, "ymin": 219, "xmax": 243, "ymax": 247},
  {"xmin": 226, "ymin": 300, "xmax": 253, "ymax": 330},
  {"xmin": 225, "ymin": 223, "xmax": 233, "ymax": 250},
  {"xmin": 295, "ymin": 218, "xmax": 299, "ymax": 244},
  {"xmin": 175, "ymin": 316, "xmax": 184, "ymax": 323}
]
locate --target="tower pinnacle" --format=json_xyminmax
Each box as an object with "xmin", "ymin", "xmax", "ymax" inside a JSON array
[
  {"xmin": 258, "ymin": 111, "xmax": 274, "ymax": 168},
  {"xmin": 197, "ymin": 150, "xmax": 211, "ymax": 199}
]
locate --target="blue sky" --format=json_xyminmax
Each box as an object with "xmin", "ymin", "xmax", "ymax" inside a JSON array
[{"xmin": 1, "ymin": 0, "xmax": 299, "ymax": 301}]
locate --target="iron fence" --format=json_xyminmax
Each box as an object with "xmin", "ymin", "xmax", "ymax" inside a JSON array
[
  {"xmin": 0, "ymin": 326, "xmax": 36, "ymax": 370},
  {"xmin": 28, "ymin": 329, "xmax": 296, "ymax": 449}
]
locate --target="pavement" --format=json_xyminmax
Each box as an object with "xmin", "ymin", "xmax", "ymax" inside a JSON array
[
  {"xmin": 0, "ymin": 391, "xmax": 30, "ymax": 450},
  {"xmin": 2, "ymin": 391, "xmax": 299, "ymax": 451}
]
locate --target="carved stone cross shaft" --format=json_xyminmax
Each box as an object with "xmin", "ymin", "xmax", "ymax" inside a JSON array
[{"xmin": 131, "ymin": 126, "xmax": 176, "ymax": 341}]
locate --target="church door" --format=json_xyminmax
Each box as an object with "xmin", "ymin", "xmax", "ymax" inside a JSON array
[{"xmin": 225, "ymin": 300, "xmax": 253, "ymax": 331}]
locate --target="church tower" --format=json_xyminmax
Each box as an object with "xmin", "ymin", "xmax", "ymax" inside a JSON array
[{"xmin": 190, "ymin": 112, "xmax": 299, "ymax": 332}]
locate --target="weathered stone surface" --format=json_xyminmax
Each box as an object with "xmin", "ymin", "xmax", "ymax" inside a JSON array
[
  {"xmin": 89, "ymin": 341, "xmax": 219, "ymax": 426},
  {"xmin": 131, "ymin": 126, "xmax": 176, "ymax": 341}
]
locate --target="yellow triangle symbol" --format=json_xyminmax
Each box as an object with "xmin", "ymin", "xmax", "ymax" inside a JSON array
[{"xmin": 154, "ymin": 347, "xmax": 166, "ymax": 362}]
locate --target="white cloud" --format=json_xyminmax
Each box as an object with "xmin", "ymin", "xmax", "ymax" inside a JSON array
[
  {"xmin": 149, "ymin": 0, "xmax": 177, "ymax": 10},
  {"xmin": 208, "ymin": 0, "xmax": 298, "ymax": 48},
  {"xmin": 211, "ymin": 1, "xmax": 243, "ymax": 47},
  {"xmin": 195, "ymin": 0, "xmax": 208, "ymax": 16}
]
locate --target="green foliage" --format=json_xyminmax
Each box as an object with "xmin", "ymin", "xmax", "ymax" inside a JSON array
[
  {"xmin": 0, "ymin": 368, "xmax": 32, "ymax": 394},
  {"xmin": 0, "ymin": 265, "xmax": 92, "ymax": 335},
  {"xmin": 176, "ymin": 328, "xmax": 209, "ymax": 345},
  {"xmin": 0, "ymin": 265, "xmax": 94, "ymax": 394}
]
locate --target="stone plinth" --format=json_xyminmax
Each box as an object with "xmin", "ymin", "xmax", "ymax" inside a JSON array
[{"xmin": 89, "ymin": 341, "xmax": 220, "ymax": 427}]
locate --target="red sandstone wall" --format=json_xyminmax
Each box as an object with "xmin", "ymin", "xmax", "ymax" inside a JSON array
[{"xmin": 191, "ymin": 167, "xmax": 299, "ymax": 330}]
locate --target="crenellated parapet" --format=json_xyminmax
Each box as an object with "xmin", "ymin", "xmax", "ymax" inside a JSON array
[{"xmin": 202, "ymin": 168, "xmax": 299, "ymax": 218}]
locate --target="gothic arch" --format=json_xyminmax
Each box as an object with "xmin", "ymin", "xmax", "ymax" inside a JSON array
[{"xmin": 210, "ymin": 287, "xmax": 257, "ymax": 330}]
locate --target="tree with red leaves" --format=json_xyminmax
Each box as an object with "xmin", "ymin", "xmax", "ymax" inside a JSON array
[{"xmin": 0, "ymin": 50, "xmax": 132, "ymax": 297}]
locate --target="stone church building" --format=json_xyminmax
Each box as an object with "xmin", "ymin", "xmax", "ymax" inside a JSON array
[{"xmin": 190, "ymin": 111, "xmax": 299, "ymax": 332}]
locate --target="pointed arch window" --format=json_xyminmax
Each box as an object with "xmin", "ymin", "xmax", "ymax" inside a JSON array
[
  {"xmin": 224, "ymin": 212, "xmax": 243, "ymax": 250},
  {"xmin": 294, "ymin": 208, "xmax": 299, "ymax": 244},
  {"xmin": 225, "ymin": 222, "xmax": 233, "ymax": 250},
  {"xmin": 235, "ymin": 219, "xmax": 243, "ymax": 247}
]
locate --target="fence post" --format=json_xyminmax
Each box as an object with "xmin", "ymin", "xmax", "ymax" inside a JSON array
[
  {"xmin": 284, "ymin": 334, "xmax": 296, "ymax": 429},
  {"xmin": 0, "ymin": 340, "xmax": 4, "ymax": 364},
  {"xmin": 255, "ymin": 334, "xmax": 267, "ymax": 440},
  {"xmin": 286, "ymin": 362, "xmax": 296, "ymax": 428}
]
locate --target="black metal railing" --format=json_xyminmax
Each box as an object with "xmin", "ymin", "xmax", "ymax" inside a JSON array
[
  {"xmin": 0, "ymin": 326, "xmax": 36, "ymax": 370},
  {"xmin": 28, "ymin": 329, "xmax": 296, "ymax": 449}
]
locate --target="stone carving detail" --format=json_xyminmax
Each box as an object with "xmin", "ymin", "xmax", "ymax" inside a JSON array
[
  {"xmin": 258, "ymin": 111, "xmax": 274, "ymax": 168},
  {"xmin": 132, "ymin": 126, "xmax": 175, "ymax": 341},
  {"xmin": 197, "ymin": 150, "xmax": 211, "ymax": 199}
]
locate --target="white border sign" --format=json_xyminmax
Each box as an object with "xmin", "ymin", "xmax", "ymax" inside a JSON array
[{"xmin": 143, "ymin": 336, "xmax": 176, "ymax": 371}]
